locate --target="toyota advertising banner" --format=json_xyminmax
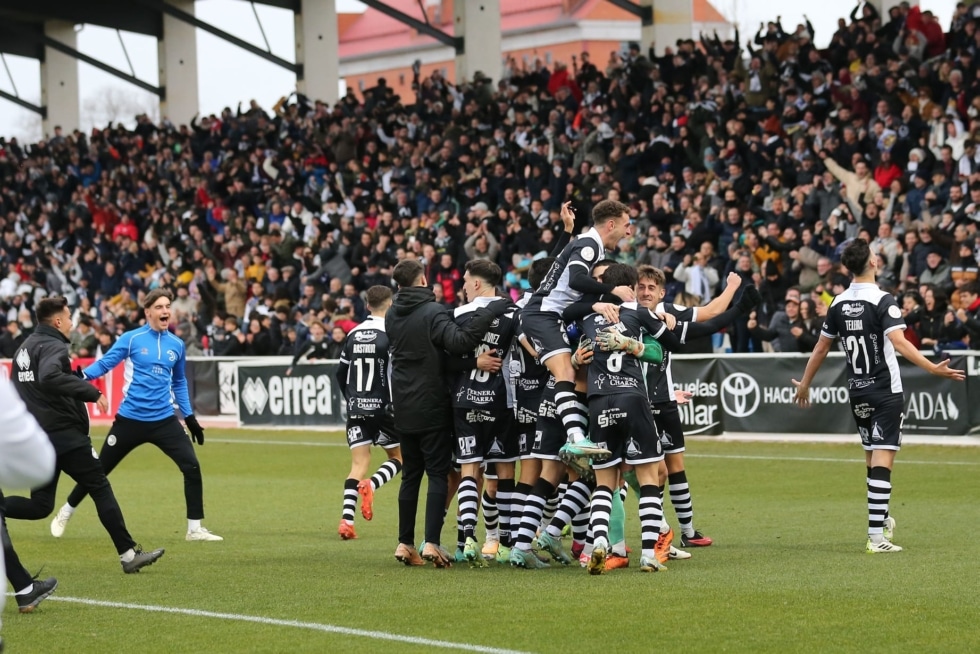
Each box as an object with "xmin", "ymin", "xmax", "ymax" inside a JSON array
[
  {"xmin": 237, "ymin": 363, "xmax": 345, "ymax": 426},
  {"xmin": 672, "ymin": 352, "xmax": 975, "ymax": 436},
  {"xmin": 714, "ymin": 355, "xmax": 855, "ymax": 434}
]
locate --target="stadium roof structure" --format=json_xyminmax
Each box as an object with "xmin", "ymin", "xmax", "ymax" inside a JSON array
[{"xmin": 0, "ymin": 0, "xmax": 727, "ymax": 135}]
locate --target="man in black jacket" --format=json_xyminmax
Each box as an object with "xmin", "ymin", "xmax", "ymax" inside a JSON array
[
  {"xmin": 6, "ymin": 296, "xmax": 163, "ymax": 574},
  {"xmin": 386, "ymin": 260, "xmax": 508, "ymax": 567}
]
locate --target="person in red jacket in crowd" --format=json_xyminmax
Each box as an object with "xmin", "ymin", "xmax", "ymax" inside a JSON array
[
  {"xmin": 112, "ymin": 215, "xmax": 139, "ymax": 242},
  {"xmin": 906, "ymin": 7, "xmax": 946, "ymax": 59},
  {"xmin": 433, "ymin": 253, "xmax": 462, "ymax": 306},
  {"xmin": 874, "ymin": 151, "xmax": 903, "ymax": 190}
]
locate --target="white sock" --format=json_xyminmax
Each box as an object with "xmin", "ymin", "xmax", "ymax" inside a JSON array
[
  {"xmin": 485, "ymin": 528, "xmax": 499, "ymax": 542},
  {"xmin": 120, "ymin": 548, "xmax": 136, "ymax": 563},
  {"xmin": 61, "ymin": 502, "xmax": 76, "ymax": 516},
  {"xmin": 188, "ymin": 519, "xmax": 201, "ymax": 532},
  {"xmin": 612, "ymin": 540, "xmax": 628, "ymax": 556},
  {"xmin": 15, "ymin": 583, "xmax": 34, "ymax": 595}
]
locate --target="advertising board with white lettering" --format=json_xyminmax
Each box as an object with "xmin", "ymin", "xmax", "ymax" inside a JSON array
[
  {"xmin": 898, "ymin": 355, "xmax": 970, "ymax": 435},
  {"xmin": 668, "ymin": 357, "xmax": 723, "ymax": 436},
  {"xmin": 237, "ymin": 364, "xmax": 345, "ymax": 426},
  {"xmin": 714, "ymin": 355, "xmax": 855, "ymax": 434},
  {"xmin": 671, "ymin": 353, "xmax": 975, "ymax": 437}
]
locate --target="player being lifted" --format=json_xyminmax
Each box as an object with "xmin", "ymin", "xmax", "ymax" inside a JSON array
[
  {"xmin": 793, "ymin": 239, "xmax": 964, "ymax": 553},
  {"xmin": 502, "ymin": 212, "xmax": 575, "ymax": 561},
  {"xmin": 520, "ymin": 200, "xmax": 635, "ymax": 459},
  {"xmin": 580, "ymin": 264, "xmax": 761, "ymax": 571},
  {"xmin": 448, "ymin": 260, "xmax": 516, "ymax": 565},
  {"xmin": 335, "ymin": 286, "xmax": 402, "ymax": 541}
]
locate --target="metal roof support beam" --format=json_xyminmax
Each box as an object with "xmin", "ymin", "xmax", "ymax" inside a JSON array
[
  {"xmin": 358, "ymin": 0, "xmax": 463, "ymax": 54},
  {"xmin": 605, "ymin": 0, "xmax": 653, "ymax": 26},
  {"xmin": 135, "ymin": 0, "xmax": 301, "ymax": 75},
  {"xmin": 0, "ymin": 88, "xmax": 45, "ymax": 117},
  {"xmin": 41, "ymin": 32, "xmax": 163, "ymax": 96}
]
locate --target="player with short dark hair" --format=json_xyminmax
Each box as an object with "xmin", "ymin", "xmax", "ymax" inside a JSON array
[
  {"xmin": 387, "ymin": 258, "xmax": 510, "ymax": 567},
  {"xmin": 7, "ymin": 296, "xmax": 164, "ymax": 572},
  {"xmin": 335, "ymin": 286, "xmax": 401, "ymax": 540},
  {"xmin": 793, "ymin": 238, "xmax": 965, "ymax": 553},
  {"xmin": 52, "ymin": 288, "xmax": 222, "ymax": 542},
  {"xmin": 448, "ymin": 260, "xmax": 516, "ymax": 564},
  {"xmin": 520, "ymin": 201, "xmax": 636, "ymax": 459}
]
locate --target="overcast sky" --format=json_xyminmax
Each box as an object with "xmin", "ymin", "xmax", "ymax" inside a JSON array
[{"xmin": 0, "ymin": 0, "xmax": 960, "ymax": 140}]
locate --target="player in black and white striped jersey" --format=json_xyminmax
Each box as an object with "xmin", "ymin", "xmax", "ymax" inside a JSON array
[
  {"xmin": 335, "ymin": 286, "xmax": 402, "ymax": 541},
  {"xmin": 520, "ymin": 200, "xmax": 636, "ymax": 459},
  {"xmin": 793, "ymin": 239, "xmax": 965, "ymax": 553},
  {"xmin": 448, "ymin": 260, "xmax": 517, "ymax": 565}
]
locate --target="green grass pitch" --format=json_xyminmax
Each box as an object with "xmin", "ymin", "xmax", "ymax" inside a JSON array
[{"xmin": 3, "ymin": 429, "xmax": 979, "ymax": 653}]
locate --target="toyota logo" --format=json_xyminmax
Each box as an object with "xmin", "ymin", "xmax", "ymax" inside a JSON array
[{"xmin": 720, "ymin": 372, "xmax": 760, "ymax": 418}]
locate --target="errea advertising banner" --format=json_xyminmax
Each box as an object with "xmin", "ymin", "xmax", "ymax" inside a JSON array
[{"xmin": 237, "ymin": 363, "xmax": 345, "ymax": 426}]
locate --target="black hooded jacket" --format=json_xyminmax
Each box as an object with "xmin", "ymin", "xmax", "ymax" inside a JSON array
[
  {"xmin": 11, "ymin": 324, "xmax": 102, "ymax": 454},
  {"xmin": 385, "ymin": 286, "xmax": 499, "ymax": 434}
]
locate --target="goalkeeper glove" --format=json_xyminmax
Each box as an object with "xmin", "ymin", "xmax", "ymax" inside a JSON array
[
  {"xmin": 185, "ymin": 415, "xmax": 205, "ymax": 445},
  {"xmin": 595, "ymin": 327, "xmax": 644, "ymax": 358}
]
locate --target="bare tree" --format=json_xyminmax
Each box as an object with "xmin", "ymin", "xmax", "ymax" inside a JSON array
[
  {"xmin": 14, "ymin": 107, "xmax": 42, "ymax": 143},
  {"xmin": 82, "ymin": 85, "xmax": 159, "ymax": 131}
]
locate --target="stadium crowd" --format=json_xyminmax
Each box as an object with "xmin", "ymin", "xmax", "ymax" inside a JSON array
[{"xmin": 2, "ymin": 1, "xmax": 980, "ymax": 361}]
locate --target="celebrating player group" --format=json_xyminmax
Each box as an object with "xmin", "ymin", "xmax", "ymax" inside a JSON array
[{"xmin": 337, "ymin": 199, "xmax": 758, "ymax": 573}]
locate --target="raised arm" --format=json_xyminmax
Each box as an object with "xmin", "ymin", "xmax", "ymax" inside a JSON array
[
  {"xmin": 82, "ymin": 331, "xmax": 133, "ymax": 380},
  {"xmin": 39, "ymin": 343, "xmax": 102, "ymax": 403}
]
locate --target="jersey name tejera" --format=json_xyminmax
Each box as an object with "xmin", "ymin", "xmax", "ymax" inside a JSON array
[
  {"xmin": 582, "ymin": 304, "xmax": 669, "ymax": 399},
  {"xmin": 821, "ymin": 282, "xmax": 906, "ymax": 396},
  {"xmin": 339, "ymin": 316, "xmax": 392, "ymax": 417},
  {"xmin": 452, "ymin": 297, "xmax": 516, "ymax": 410}
]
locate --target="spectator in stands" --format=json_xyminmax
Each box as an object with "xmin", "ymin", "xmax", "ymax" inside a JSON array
[
  {"xmin": 748, "ymin": 288, "xmax": 804, "ymax": 352},
  {"xmin": 207, "ymin": 268, "xmax": 247, "ymax": 319},
  {"xmin": 0, "ymin": 322, "xmax": 26, "ymax": 358},
  {"xmin": 69, "ymin": 316, "xmax": 97, "ymax": 358},
  {"xmin": 915, "ymin": 285, "xmax": 961, "ymax": 349}
]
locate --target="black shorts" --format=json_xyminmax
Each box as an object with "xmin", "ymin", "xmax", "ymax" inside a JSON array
[
  {"xmin": 453, "ymin": 409, "xmax": 517, "ymax": 464},
  {"xmin": 346, "ymin": 415, "xmax": 401, "ymax": 450},
  {"xmin": 851, "ymin": 393, "xmax": 904, "ymax": 451},
  {"xmin": 521, "ymin": 310, "xmax": 571, "ymax": 364},
  {"xmin": 514, "ymin": 401, "xmax": 540, "ymax": 459},
  {"xmin": 530, "ymin": 391, "xmax": 565, "ymax": 461},
  {"xmin": 589, "ymin": 394, "xmax": 663, "ymax": 470},
  {"xmin": 651, "ymin": 401, "xmax": 685, "ymax": 454}
]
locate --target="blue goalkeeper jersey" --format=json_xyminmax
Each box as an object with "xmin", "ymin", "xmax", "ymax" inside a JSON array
[{"xmin": 82, "ymin": 325, "xmax": 193, "ymax": 422}]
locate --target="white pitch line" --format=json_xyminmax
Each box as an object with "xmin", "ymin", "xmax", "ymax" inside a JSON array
[
  {"xmin": 207, "ymin": 438, "xmax": 346, "ymax": 447},
  {"xmin": 202, "ymin": 437, "xmax": 980, "ymax": 466},
  {"xmin": 45, "ymin": 596, "xmax": 533, "ymax": 654},
  {"xmin": 685, "ymin": 453, "xmax": 980, "ymax": 466}
]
